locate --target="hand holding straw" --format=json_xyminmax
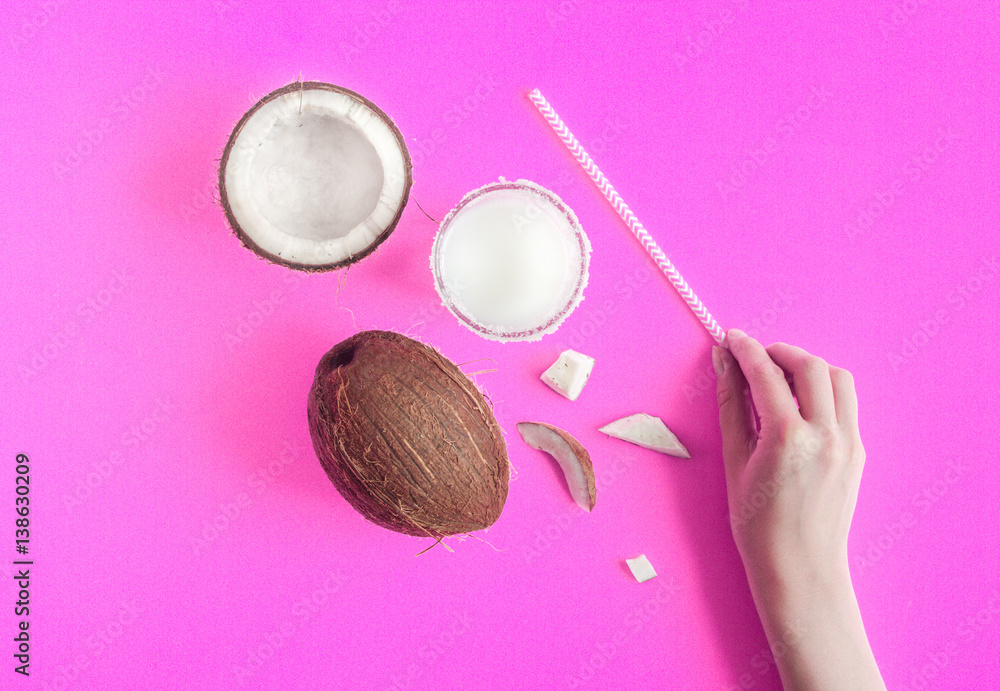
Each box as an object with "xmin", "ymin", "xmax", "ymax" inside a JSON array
[{"xmin": 529, "ymin": 89, "xmax": 727, "ymax": 346}]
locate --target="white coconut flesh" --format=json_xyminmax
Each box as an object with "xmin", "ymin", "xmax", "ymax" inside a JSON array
[
  {"xmin": 599, "ymin": 413, "xmax": 691, "ymax": 458},
  {"xmin": 223, "ymin": 86, "xmax": 409, "ymax": 269},
  {"xmin": 517, "ymin": 422, "xmax": 595, "ymax": 512},
  {"xmin": 541, "ymin": 349, "xmax": 595, "ymax": 401},
  {"xmin": 626, "ymin": 554, "xmax": 658, "ymax": 583}
]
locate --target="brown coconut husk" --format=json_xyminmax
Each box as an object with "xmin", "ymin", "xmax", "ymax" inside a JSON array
[{"xmin": 307, "ymin": 330, "xmax": 509, "ymax": 538}]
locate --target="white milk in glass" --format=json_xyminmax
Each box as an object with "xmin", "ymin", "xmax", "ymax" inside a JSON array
[{"xmin": 432, "ymin": 182, "xmax": 589, "ymax": 341}]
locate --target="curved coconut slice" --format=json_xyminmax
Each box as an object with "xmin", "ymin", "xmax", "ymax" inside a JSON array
[
  {"xmin": 220, "ymin": 82, "xmax": 412, "ymax": 271},
  {"xmin": 517, "ymin": 422, "xmax": 596, "ymax": 512},
  {"xmin": 599, "ymin": 413, "xmax": 690, "ymax": 458}
]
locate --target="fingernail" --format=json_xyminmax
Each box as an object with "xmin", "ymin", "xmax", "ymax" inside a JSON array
[
  {"xmin": 712, "ymin": 346, "xmax": 726, "ymax": 376},
  {"xmin": 728, "ymin": 328, "xmax": 747, "ymax": 341}
]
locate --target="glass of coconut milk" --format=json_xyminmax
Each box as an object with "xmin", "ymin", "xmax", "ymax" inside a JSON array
[{"xmin": 431, "ymin": 179, "xmax": 591, "ymax": 342}]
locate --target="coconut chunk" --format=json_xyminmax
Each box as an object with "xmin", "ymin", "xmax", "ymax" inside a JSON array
[
  {"xmin": 541, "ymin": 350, "xmax": 595, "ymax": 401},
  {"xmin": 517, "ymin": 422, "xmax": 596, "ymax": 512},
  {"xmin": 221, "ymin": 82, "xmax": 412, "ymax": 271},
  {"xmin": 626, "ymin": 554, "xmax": 657, "ymax": 582},
  {"xmin": 599, "ymin": 413, "xmax": 690, "ymax": 458}
]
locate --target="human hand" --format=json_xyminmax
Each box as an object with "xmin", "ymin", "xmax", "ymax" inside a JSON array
[
  {"xmin": 712, "ymin": 328, "xmax": 864, "ymax": 599},
  {"xmin": 712, "ymin": 328, "xmax": 884, "ymax": 690}
]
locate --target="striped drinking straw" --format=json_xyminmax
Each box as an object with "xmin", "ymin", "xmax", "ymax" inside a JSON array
[{"xmin": 529, "ymin": 89, "xmax": 727, "ymax": 346}]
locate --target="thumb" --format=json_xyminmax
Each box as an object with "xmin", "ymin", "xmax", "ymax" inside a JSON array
[{"xmin": 713, "ymin": 346, "xmax": 756, "ymax": 476}]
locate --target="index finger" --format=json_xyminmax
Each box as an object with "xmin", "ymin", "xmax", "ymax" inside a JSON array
[{"xmin": 725, "ymin": 329, "xmax": 800, "ymax": 433}]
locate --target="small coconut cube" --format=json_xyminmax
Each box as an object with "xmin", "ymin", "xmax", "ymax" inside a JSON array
[
  {"xmin": 541, "ymin": 350, "xmax": 595, "ymax": 401},
  {"xmin": 626, "ymin": 554, "xmax": 657, "ymax": 582}
]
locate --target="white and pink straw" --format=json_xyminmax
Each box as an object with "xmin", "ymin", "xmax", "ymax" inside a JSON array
[{"xmin": 529, "ymin": 89, "xmax": 726, "ymax": 346}]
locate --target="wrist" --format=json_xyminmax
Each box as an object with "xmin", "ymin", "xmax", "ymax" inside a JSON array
[
  {"xmin": 744, "ymin": 557, "xmax": 858, "ymax": 633},
  {"xmin": 744, "ymin": 565, "xmax": 885, "ymax": 690}
]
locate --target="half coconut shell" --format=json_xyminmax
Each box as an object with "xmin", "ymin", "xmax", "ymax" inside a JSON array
[{"xmin": 220, "ymin": 81, "xmax": 412, "ymax": 271}]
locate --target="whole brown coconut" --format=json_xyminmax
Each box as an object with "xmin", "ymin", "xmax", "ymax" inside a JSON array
[{"xmin": 307, "ymin": 330, "xmax": 509, "ymax": 538}]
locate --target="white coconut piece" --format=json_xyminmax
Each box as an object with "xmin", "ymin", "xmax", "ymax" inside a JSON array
[
  {"xmin": 599, "ymin": 413, "xmax": 691, "ymax": 458},
  {"xmin": 517, "ymin": 422, "xmax": 596, "ymax": 512},
  {"xmin": 541, "ymin": 349, "xmax": 595, "ymax": 401},
  {"xmin": 221, "ymin": 82, "xmax": 411, "ymax": 271},
  {"xmin": 626, "ymin": 554, "xmax": 657, "ymax": 582},
  {"xmin": 430, "ymin": 179, "xmax": 591, "ymax": 342}
]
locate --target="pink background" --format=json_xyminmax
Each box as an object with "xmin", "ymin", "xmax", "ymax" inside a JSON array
[{"xmin": 3, "ymin": 1, "xmax": 998, "ymax": 689}]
